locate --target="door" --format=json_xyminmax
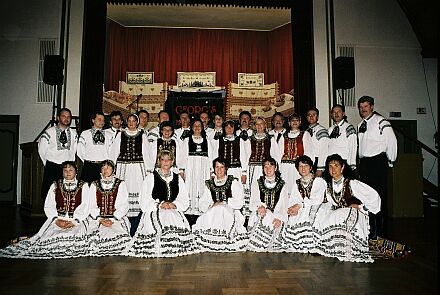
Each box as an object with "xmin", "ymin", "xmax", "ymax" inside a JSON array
[{"xmin": 0, "ymin": 115, "xmax": 19, "ymax": 205}]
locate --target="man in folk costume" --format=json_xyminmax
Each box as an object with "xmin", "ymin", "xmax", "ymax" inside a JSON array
[
  {"xmin": 200, "ymin": 111, "xmax": 214, "ymax": 137},
  {"xmin": 77, "ymin": 111, "xmax": 109, "ymax": 184},
  {"xmin": 207, "ymin": 112, "xmax": 224, "ymax": 159},
  {"xmin": 174, "ymin": 110, "xmax": 191, "ymax": 145},
  {"xmin": 233, "ymin": 110, "xmax": 254, "ymax": 218},
  {"xmin": 38, "ymin": 107, "xmax": 78, "ymax": 200},
  {"xmin": 236, "ymin": 110, "xmax": 254, "ymax": 140},
  {"xmin": 146, "ymin": 110, "xmax": 170, "ymax": 143},
  {"xmin": 357, "ymin": 95, "xmax": 397, "ymax": 240},
  {"xmin": 137, "ymin": 109, "xmax": 150, "ymax": 133},
  {"xmin": 328, "ymin": 104, "xmax": 357, "ymax": 171},
  {"xmin": 268, "ymin": 112, "xmax": 287, "ymax": 146},
  {"xmin": 303, "ymin": 107, "xmax": 329, "ymax": 177},
  {"xmin": 104, "ymin": 110, "xmax": 124, "ymax": 155}
]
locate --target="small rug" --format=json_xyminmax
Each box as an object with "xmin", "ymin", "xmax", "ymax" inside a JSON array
[
  {"xmin": 369, "ymin": 237, "xmax": 411, "ymax": 259},
  {"xmin": 10, "ymin": 236, "xmax": 29, "ymax": 245}
]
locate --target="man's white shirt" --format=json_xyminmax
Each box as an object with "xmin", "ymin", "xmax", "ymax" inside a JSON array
[{"xmin": 38, "ymin": 126, "xmax": 78, "ymax": 165}]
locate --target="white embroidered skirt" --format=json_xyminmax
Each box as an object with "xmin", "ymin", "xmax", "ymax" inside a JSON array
[
  {"xmin": 247, "ymin": 210, "xmax": 284, "ymax": 252},
  {"xmin": 0, "ymin": 218, "xmax": 90, "ymax": 259},
  {"xmin": 128, "ymin": 208, "xmax": 197, "ymax": 258},
  {"xmin": 192, "ymin": 204, "xmax": 248, "ymax": 252},
  {"xmin": 314, "ymin": 206, "xmax": 373, "ymax": 263},
  {"xmin": 87, "ymin": 217, "xmax": 132, "ymax": 257}
]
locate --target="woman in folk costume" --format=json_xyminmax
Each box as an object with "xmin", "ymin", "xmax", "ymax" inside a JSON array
[
  {"xmin": 276, "ymin": 113, "xmax": 306, "ymax": 193},
  {"xmin": 129, "ymin": 149, "xmax": 197, "ymax": 258},
  {"xmin": 247, "ymin": 157, "xmax": 289, "ymax": 252},
  {"xmin": 180, "ymin": 119, "xmax": 213, "ymax": 216},
  {"xmin": 315, "ymin": 154, "xmax": 381, "ymax": 263},
  {"xmin": 192, "ymin": 157, "xmax": 248, "ymax": 252},
  {"xmin": 145, "ymin": 121, "xmax": 183, "ymax": 175},
  {"xmin": 277, "ymin": 155, "xmax": 326, "ymax": 253},
  {"xmin": 244, "ymin": 117, "xmax": 278, "ymax": 217},
  {"xmin": 109, "ymin": 113, "xmax": 148, "ymax": 236},
  {"xmin": 87, "ymin": 160, "xmax": 131, "ymax": 256},
  {"xmin": 0, "ymin": 161, "xmax": 89, "ymax": 259}
]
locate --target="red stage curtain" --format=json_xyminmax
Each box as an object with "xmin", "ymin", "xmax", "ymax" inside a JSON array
[{"xmin": 105, "ymin": 20, "xmax": 293, "ymax": 94}]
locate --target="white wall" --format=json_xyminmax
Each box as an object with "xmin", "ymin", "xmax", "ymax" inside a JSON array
[
  {"xmin": 313, "ymin": 0, "xmax": 438, "ymax": 185},
  {"xmin": 0, "ymin": 0, "xmax": 83, "ymax": 203},
  {"xmin": 0, "ymin": 0, "xmax": 61, "ymax": 141},
  {"xmin": 313, "ymin": 0, "xmax": 331, "ymax": 126},
  {"xmin": 64, "ymin": 0, "xmax": 84, "ymax": 116}
]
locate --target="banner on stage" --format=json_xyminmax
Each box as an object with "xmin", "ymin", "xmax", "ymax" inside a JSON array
[
  {"xmin": 103, "ymin": 81, "xmax": 168, "ymax": 130},
  {"xmin": 126, "ymin": 72, "xmax": 154, "ymax": 84},
  {"xmin": 238, "ymin": 73, "xmax": 264, "ymax": 88},
  {"xmin": 177, "ymin": 72, "xmax": 216, "ymax": 88},
  {"xmin": 225, "ymin": 82, "xmax": 294, "ymax": 123}
]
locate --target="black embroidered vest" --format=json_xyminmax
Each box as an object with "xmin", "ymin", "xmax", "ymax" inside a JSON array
[
  {"xmin": 156, "ymin": 139, "xmax": 177, "ymax": 167},
  {"xmin": 205, "ymin": 175, "xmax": 235, "ymax": 202},
  {"xmin": 117, "ymin": 130, "xmax": 144, "ymax": 162},
  {"xmin": 257, "ymin": 176, "xmax": 285, "ymax": 211},
  {"xmin": 188, "ymin": 136, "xmax": 208, "ymax": 157},
  {"xmin": 218, "ymin": 137, "xmax": 241, "ymax": 168},
  {"xmin": 296, "ymin": 177, "xmax": 315, "ymax": 200},
  {"xmin": 152, "ymin": 171, "xmax": 180, "ymax": 202}
]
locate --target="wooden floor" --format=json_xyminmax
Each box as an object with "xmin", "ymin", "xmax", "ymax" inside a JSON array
[{"xmin": 0, "ymin": 206, "xmax": 437, "ymax": 295}]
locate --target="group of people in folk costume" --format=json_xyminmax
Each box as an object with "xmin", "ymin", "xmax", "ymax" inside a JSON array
[{"xmin": 0, "ymin": 94, "xmax": 396, "ymax": 263}]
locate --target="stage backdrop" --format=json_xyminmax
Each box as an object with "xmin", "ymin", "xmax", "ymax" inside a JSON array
[{"xmin": 105, "ymin": 20, "xmax": 293, "ymax": 95}]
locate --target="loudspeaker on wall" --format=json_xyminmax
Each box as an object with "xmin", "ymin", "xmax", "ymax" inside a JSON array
[
  {"xmin": 333, "ymin": 56, "xmax": 355, "ymax": 90},
  {"xmin": 43, "ymin": 55, "xmax": 64, "ymax": 86}
]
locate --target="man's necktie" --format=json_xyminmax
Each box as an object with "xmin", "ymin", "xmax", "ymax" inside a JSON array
[
  {"xmin": 306, "ymin": 127, "xmax": 313, "ymax": 137},
  {"xmin": 239, "ymin": 130, "xmax": 248, "ymax": 141},
  {"xmin": 329, "ymin": 125, "xmax": 340, "ymax": 139},
  {"xmin": 276, "ymin": 133, "xmax": 282, "ymax": 143},
  {"xmin": 93, "ymin": 130, "xmax": 105, "ymax": 144},
  {"xmin": 214, "ymin": 131, "xmax": 222, "ymax": 140},
  {"xmin": 358, "ymin": 120, "xmax": 367, "ymax": 133},
  {"xmin": 180, "ymin": 129, "xmax": 190, "ymax": 140},
  {"xmin": 59, "ymin": 130, "xmax": 68, "ymax": 146}
]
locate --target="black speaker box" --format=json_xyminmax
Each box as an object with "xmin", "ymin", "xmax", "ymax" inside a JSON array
[
  {"xmin": 43, "ymin": 55, "xmax": 64, "ymax": 86},
  {"xmin": 333, "ymin": 56, "xmax": 355, "ymax": 90}
]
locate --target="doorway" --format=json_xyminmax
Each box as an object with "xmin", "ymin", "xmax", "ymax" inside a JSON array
[{"xmin": 0, "ymin": 115, "xmax": 19, "ymax": 206}]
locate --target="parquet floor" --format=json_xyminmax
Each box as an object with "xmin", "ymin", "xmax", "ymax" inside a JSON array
[{"xmin": 0, "ymin": 206, "xmax": 437, "ymax": 295}]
